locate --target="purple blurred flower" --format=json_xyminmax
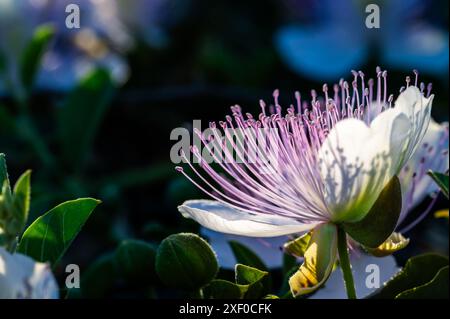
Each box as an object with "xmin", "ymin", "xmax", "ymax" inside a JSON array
[
  {"xmin": 0, "ymin": 0, "xmax": 188, "ymax": 93},
  {"xmin": 0, "ymin": 0, "xmax": 131, "ymax": 92}
]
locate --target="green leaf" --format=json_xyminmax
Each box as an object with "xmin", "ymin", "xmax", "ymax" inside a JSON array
[
  {"xmin": 57, "ymin": 68, "xmax": 114, "ymax": 171},
  {"xmin": 155, "ymin": 233, "xmax": 219, "ymax": 291},
  {"xmin": 0, "ymin": 153, "xmax": 10, "ymax": 192},
  {"xmin": 396, "ymin": 266, "xmax": 449, "ymax": 299},
  {"xmin": 342, "ymin": 176, "xmax": 402, "ymax": 248},
  {"xmin": 81, "ymin": 252, "xmax": 117, "ymax": 298},
  {"xmin": 282, "ymin": 253, "xmax": 297, "ymax": 277},
  {"xmin": 289, "ymin": 224, "xmax": 337, "ymax": 297},
  {"xmin": 17, "ymin": 198, "xmax": 100, "ymax": 266},
  {"xmin": 428, "ymin": 171, "xmax": 449, "ymax": 199},
  {"xmin": 116, "ymin": 239, "xmax": 157, "ymax": 284},
  {"xmin": 204, "ymin": 279, "xmax": 246, "ymax": 299},
  {"xmin": 279, "ymin": 265, "xmax": 298, "ymax": 298},
  {"xmin": 235, "ymin": 264, "xmax": 270, "ymax": 299},
  {"xmin": 283, "ymin": 232, "xmax": 312, "ymax": 258},
  {"xmin": 0, "ymin": 155, "xmax": 12, "ymax": 244},
  {"xmin": 229, "ymin": 240, "xmax": 267, "ymax": 271},
  {"xmin": 371, "ymin": 253, "xmax": 449, "ymax": 299},
  {"xmin": 12, "ymin": 170, "xmax": 31, "ymax": 226},
  {"xmin": 20, "ymin": 24, "xmax": 55, "ymax": 93}
]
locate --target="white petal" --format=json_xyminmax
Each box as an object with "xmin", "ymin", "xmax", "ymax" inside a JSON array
[
  {"xmin": 319, "ymin": 86, "xmax": 433, "ymax": 222},
  {"xmin": 319, "ymin": 111, "xmax": 411, "ymax": 222},
  {"xmin": 310, "ymin": 254, "xmax": 400, "ymax": 299},
  {"xmin": 201, "ymin": 228, "xmax": 287, "ymax": 269},
  {"xmin": 178, "ymin": 200, "xmax": 319, "ymax": 237},
  {"xmin": 0, "ymin": 247, "xmax": 59, "ymax": 299},
  {"xmin": 394, "ymin": 86, "xmax": 434, "ymax": 164}
]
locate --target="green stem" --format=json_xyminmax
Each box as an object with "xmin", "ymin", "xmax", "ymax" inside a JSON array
[{"xmin": 337, "ymin": 227, "xmax": 357, "ymax": 299}]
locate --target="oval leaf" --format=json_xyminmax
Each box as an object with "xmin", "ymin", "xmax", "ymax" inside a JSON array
[
  {"xmin": 282, "ymin": 254, "xmax": 297, "ymax": 277},
  {"xmin": 80, "ymin": 252, "xmax": 117, "ymax": 298},
  {"xmin": 396, "ymin": 266, "xmax": 449, "ymax": 299},
  {"xmin": 20, "ymin": 24, "xmax": 55, "ymax": 92},
  {"xmin": 155, "ymin": 233, "xmax": 219, "ymax": 291},
  {"xmin": 116, "ymin": 239, "xmax": 157, "ymax": 284},
  {"xmin": 342, "ymin": 176, "xmax": 402, "ymax": 248},
  {"xmin": 0, "ymin": 153, "xmax": 10, "ymax": 191},
  {"xmin": 17, "ymin": 198, "xmax": 100, "ymax": 266},
  {"xmin": 427, "ymin": 171, "xmax": 449, "ymax": 199},
  {"xmin": 370, "ymin": 253, "xmax": 449, "ymax": 299},
  {"xmin": 12, "ymin": 170, "xmax": 31, "ymax": 227},
  {"xmin": 204, "ymin": 279, "xmax": 246, "ymax": 299},
  {"xmin": 235, "ymin": 264, "xmax": 270, "ymax": 299},
  {"xmin": 229, "ymin": 240, "xmax": 267, "ymax": 271}
]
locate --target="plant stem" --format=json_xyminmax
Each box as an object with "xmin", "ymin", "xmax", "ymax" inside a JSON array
[{"xmin": 337, "ymin": 227, "xmax": 357, "ymax": 299}]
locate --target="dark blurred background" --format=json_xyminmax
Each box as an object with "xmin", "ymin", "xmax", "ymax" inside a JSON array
[{"xmin": 0, "ymin": 0, "xmax": 448, "ymax": 297}]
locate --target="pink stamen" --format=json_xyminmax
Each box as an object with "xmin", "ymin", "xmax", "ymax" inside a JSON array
[{"xmin": 176, "ymin": 68, "xmax": 435, "ymax": 227}]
